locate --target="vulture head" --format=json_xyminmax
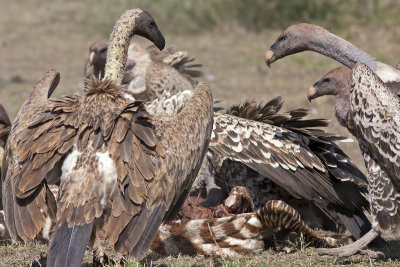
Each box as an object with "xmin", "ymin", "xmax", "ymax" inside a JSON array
[
  {"xmin": 134, "ymin": 10, "xmax": 165, "ymax": 51},
  {"xmin": 88, "ymin": 42, "xmax": 107, "ymax": 69},
  {"xmin": 265, "ymin": 23, "xmax": 320, "ymax": 67},
  {"xmin": 307, "ymin": 67, "xmax": 351, "ymax": 101},
  {"xmin": 265, "ymin": 23, "xmax": 377, "ymax": 72},
  {"xmin": 104, "ymin": 8, "xmax": 165, "ymax": 84},
  {"xmin": 308, "ymin": 67, "xmax": 351, "ymax": 128}
]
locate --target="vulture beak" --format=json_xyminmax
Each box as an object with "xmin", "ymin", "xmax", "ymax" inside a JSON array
[
  {"xmin": 89, "ymin": 51, "xmax": 96, "ymax": 65},
  {"xmin": 307, "ymin": 86, "xmax": 317, "ymax": 102},
  {"xmin": 153, "ymin": 29, "xmax": 165, "ymax": 51},
  {"xmin": 265, "ymin": 50, "xmax": 276, "ymax": 67}
]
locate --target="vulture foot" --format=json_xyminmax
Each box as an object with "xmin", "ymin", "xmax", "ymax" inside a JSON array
[{"xmin": 316, "ymin": 229, "xmax": 380, "ymax": 257}]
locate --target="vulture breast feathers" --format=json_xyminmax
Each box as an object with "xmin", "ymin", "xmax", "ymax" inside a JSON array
[
  {"xmin": 350, "ymin": 64, "xmax": 400, "ymax": 186},
  {"xmin": 3, "ymin": 8, "xmax": 213, "ymax": 265},
  {"xmin": 350, "ymin": 64, "xmax": 400, "ymax": 238}
]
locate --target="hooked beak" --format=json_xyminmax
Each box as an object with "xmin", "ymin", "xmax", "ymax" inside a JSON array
[
  {"xmin": 152, "ymin": 29, "xmax": 165, "ymax": 51},
  {"xmin": 265, "ymin": 50, "xmax": 276, "ymax": 67},
  {"xmin": 89, "ymin": 51, "xmax": 96, "ymax": 65},
  {"xmin": 307, "ymin": 86, "xmax": 317, "ymax": 102}
]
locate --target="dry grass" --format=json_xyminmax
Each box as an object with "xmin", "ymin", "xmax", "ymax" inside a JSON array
[
  {"xmin": 1, "ymin": 240, "xmax": 400, "ymax": 266},
  {"xmin": 2, "ymin": 0, "xmax": 400, "ymax": 266}
]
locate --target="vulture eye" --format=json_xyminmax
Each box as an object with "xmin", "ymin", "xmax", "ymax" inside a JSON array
[
  {"xmin": 149, "ymin": 21, "xmax": 155, "ymax": 27},
  {"xmin": 100, "ymin": 48, "xmax": 107, "ymax": 53},
  {"xmin": 322, "ymin": 78, "xmax": 331, "ymax": 84},
  {"xmin": 278, "ymin": 35, "xmax": 287, "ymax": 42}
]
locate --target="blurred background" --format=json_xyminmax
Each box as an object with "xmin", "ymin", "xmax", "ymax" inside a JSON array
[{"xmin": 1, "ymin": 0, "xmax": 400, "ymax": 171}]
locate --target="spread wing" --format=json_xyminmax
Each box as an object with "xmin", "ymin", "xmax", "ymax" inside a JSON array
[
  {"xmin": 209, "ymin": 112, "xmax": 372, "ymax": 239},
  {"xmin": 350, "ymin": 63, "xmax": 400, "ymax": 190},
  {"xmin": 225, "ymin": 98, "xmax": 367, "ymax": 186},
  {"xmin": 210, "ymin": 113, "xmax": 347, "ymax": 204}
]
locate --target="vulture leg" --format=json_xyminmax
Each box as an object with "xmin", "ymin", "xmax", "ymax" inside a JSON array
[{"xmin": 315, "ymin": 229, "xmax": 383, "ymax": 258}]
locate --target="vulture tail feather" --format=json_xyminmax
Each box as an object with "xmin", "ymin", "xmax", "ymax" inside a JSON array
[
  {"xmin": 47, "ymin": 221, "xmax": 94, "ymax": 267},
  {"xmin": 129, "ymin": 204, "xmax": 166, "ymax": 259}
]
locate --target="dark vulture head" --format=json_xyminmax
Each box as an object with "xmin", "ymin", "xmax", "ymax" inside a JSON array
[
  {"xmin": 135, "ymin": 10, "xmax": 165, "ymax": 51},
  {"xmin": 308, "ymin": 67, "xmax": 351, "ymax": 128},
  {"xmin": 307, "ymin": 67, "xmax": 351, "ymax": 101},
  {"xmin": 88, "ymin": 41, "xmax": 108, "ymax": 67}
]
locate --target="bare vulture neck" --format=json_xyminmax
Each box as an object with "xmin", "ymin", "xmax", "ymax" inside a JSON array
[
  {"xmin": 303, "ymin": 26, "xmax": 377, "ymax": 72},
  {"xmin": 104, "ymin": 9, "xmax": 140, "ymax": 84},
  {"xmin": 335, "ymin": 92, "xmax": 351, "ymax": 129}
]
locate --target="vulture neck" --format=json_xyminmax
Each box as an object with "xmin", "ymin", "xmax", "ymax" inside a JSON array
[
  {"xmin": 104, "ymin": 10, "xmax": 140, "ymax": 84},
  {"xmin": 304, "ymin": 27, "xmax": 377, "ymax": 72},
  {"xmin": 334, "ymin": 91, "xmax": 351, "ymax": 129}
]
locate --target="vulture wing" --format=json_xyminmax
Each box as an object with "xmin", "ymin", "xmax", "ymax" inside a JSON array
[
  {"xmin": 2, "ymin": 70, "xmax": 60, "ymax": 242},
  {"xmin": 101, "ymin": 82, "xmax": 213, "ymax": 258},
  {"xmin": 209, "ymin": 99, "xmax": 371, "ymax": 239},
  {"xmin": 210, "ymin": 113, "xmax": 366, "ymax": 208}
]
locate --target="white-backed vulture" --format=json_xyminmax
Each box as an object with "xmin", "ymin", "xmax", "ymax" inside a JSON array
[
  {"xmin": 306, "ymin": 64, "xmax": 400, "ymax": 256},
  {"xmin": 2, "ymin": 8, "xmax": 214, "ymax": 266},
  {"xmin": 85, "ymin": 41, "xmax": 202, "ymax": 100},
  {"xmin": 265, "ymin": 23, "xmax": 400, "ymax": 94}
]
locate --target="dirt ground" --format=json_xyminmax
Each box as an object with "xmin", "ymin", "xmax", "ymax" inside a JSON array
[{"xmin": 2, "ymin": 1, "xmax": 400, "ymax": 266}]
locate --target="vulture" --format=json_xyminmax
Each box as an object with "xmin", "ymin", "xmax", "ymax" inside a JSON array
[
  {"xmin": 85, "ymin": 41, "xmax": 202, "ymax": 100},
  {"xmin": 265, "ymin": 23, "xmax": 400, "ymax": 94},
  {"xmin": 2, "ymin": 8, "xmax": 214, "ymax": 266},
  {"xmin": 207, "ymin": 98, "xmax": 374, "ymax": 241},
  {"xmin": 307, "ymin": 65, "xmax": 400, "ymax": 256}
]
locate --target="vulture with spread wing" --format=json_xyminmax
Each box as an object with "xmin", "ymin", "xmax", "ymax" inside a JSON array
[
  {"xmin": 306, "ymin": 65, "xmax": 400, "ymax": 256},
  {"xmin": 2, "ymin": 9, "xmax": 213, "ymax": 266},
  {"xmin": 85, "ymin": 40, "xmax": 202, "ymax": 100},
  {"xmin": 207, "ymin": 98, "xmax": 373, "ymax": 241}
]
